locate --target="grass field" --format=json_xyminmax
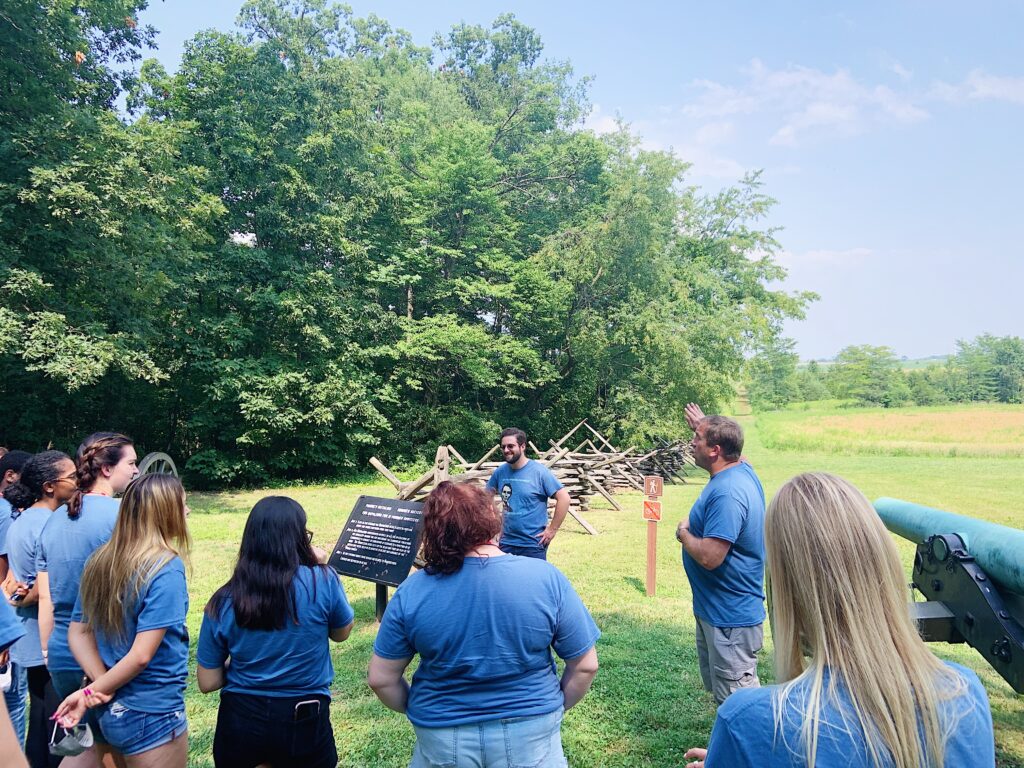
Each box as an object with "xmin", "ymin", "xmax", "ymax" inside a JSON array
[
  {"xmin": 182, "ymin": 403, "xmax": 1024, "ymax": 767},
  {"xmin": 758, "ymin": 401, "xmax": 1024, "ymax": 459}
]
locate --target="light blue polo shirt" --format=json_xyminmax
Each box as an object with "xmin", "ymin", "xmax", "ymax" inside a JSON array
[
  {"xmin": 0, "ymin": 497, "xmax": 15, "ymax": 556},
  {"xmin": 37, "ymin": 495, "xmax": 120, "ymax": 673}
]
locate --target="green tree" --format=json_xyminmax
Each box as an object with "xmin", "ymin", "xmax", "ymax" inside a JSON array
[
  {"xmin": 747, "ymin": 338, "xmax": 800, "ymax": 410},
  {"xmin": 828, "ymin": 345, "xmax": 911, "ymax": 407}
]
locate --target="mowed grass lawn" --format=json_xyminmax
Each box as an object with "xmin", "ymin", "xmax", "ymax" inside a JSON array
[{"xmin": 183, "ymin": 405, "xmax": 1024, "ymax": 767}]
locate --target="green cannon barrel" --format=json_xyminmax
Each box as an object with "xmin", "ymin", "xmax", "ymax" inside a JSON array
[{"xmin": 875, "ymin": 497, "xmax": 1024, "ymax": 596}]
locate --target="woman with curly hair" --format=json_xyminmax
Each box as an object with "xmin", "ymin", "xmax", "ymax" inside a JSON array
[{"xmin": 369, "ymin": 481, "xmax": 600, "ymax": 768}]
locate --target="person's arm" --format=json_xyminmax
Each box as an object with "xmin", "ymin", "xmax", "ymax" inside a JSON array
[
  {"xmin": 676, "ymin": 520, "xmax": 732, "ymax": 570},
  {"xmin": 683, "ymin": 747, "xmax": 707, "ymax": 768},
  {"xmin": 37, "ymin": 572, "xmax": 53, "ymax": 659},
  {"xmin": 67, "ymin": 621, "xmax": 108, "ymax": 682},
  {"xmin": 330, "ymin": 620, "xmax": 354, "ymax": 642},
  {"xmin": 7, "ymin": 581, "xmax": 37, "ymax": 608},
  {"xmin": 560, "ymin": 646, "xmax": 598, "ymax": 710},
  {"xmin": 539, "ymin": 488, "xmax": 571, "ymax": 546},
  {"xmin": 367, "ymin": 654, "xmax": 412, "ymax": 713},
  {"xmin": 685, "ymin": 403, "xmax": 706, "ymax": 431},
  {"xmin": 196, "ymin": 664, "xmax": 225, "ymax": 694},
  {"xmin": 0, "ymin": 555, "xmax": 8, "ymax": 585},
  {"xmin": 57, "ymin": 626, "xmax": 167, "ymax": 726}
]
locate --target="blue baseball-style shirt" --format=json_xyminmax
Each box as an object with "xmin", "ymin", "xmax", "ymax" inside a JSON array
[
  {"xmin": 374, "ymin": 554, "xmax": 600, "ymax": 727},
  {"xmin": 486, "ymin": 460, "xmax": 564, "ymax": 548},
  {"xmin": 5, "ymin": 506, "xmax": 51, "ymax": 666},
  {"xmin": 704, "ymin": 662, "xmax": 994, "ymax": 767},
  {"xmin": 197, "ymin": 565, "xmax": 354, "ymax": 698},
  {"xmin": 72, "ymin": 557, "xmax": 189, "ymax": 714},
  {"xmin": 37, "ymin": 495, "xmax": 120, "ymax": 673},
  {"xmin": 682, "ymin": 462, "xmax": 766, "ymax": 628}
]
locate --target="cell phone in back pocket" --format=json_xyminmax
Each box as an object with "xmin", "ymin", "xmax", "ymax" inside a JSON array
[{"xmin": 294, "ymin": 699, "xmax": 320, "ymax": 721}]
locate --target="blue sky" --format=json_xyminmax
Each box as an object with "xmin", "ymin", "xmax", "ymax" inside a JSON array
[{"xmin": 139, "ymin": 0, "xmax": 1023, "ymax": 360}]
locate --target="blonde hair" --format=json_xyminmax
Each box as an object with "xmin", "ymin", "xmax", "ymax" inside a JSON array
[
  {"xmin": 766, "ymin": 472, "xmax": 965, "ymax": 768},
  {"xmin": 79, "ymin": 474, "xmax": 191, "ymax": 637}
]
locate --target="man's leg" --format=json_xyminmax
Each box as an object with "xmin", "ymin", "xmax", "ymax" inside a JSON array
[
  {"xmin": 693, "ymin": 617, "xmax": 713, "ymax": 693},
  {"xmin": 707, "ymin": 623, "xmax": 763, "ymax": 705}
]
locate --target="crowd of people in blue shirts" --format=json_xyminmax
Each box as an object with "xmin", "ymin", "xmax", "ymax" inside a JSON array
[{"xmin": 0, "ymin": 416, "xmax": 998, "ymax": 768}]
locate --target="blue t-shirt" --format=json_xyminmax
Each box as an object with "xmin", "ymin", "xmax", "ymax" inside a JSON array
[
  {"xmin": 486, "ymin": 460, "xmax": 564, "ymax": 548},
  {"xmin": 0, "ymin": 497, "xmax": 15, "ymax": 556},
  {"xmin": 704, "ymin": 662, "xmax": 994, "ymax": 767},
  {"xmin": 0, "ymin": 599, "xmax": 25, "ymax": 652},
  {"xmin": 682, "ymin": 462, "xmax": 766, "ymax": 628},
  {"xmin": 38, "ymin": 495, "xmax": 120, "ymax": 673},
  {"xmin": 374, "ymin": 554, "xmax": 600, "ymax": 728},
  {"xmin": 5, "ymin": 506, "xmax": 51, "ymax": 666},
  {"xmin": 197, "ymin": 565, "xmax": 354, "ymax": 697},
  {"xmin": 72, "ymin": 557, "xmax": 189, "ymax": 714}
]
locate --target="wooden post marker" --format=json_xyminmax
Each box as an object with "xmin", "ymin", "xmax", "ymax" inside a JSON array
[{"xmin": 642, "ymin": 476, "xmax": 663, "ymax": 597}]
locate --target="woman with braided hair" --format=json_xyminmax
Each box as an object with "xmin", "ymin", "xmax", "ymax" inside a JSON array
[{"xmin": 36, "ymin": 433, "xmax": 137, "ymax": 763}]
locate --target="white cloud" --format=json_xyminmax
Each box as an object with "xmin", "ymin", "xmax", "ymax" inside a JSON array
[
  {"xmin": 931, "ymin": 69, "xmax": 1024, "ymax": 104},
  {"xmin": 890, "ymin": 61, "xmax": 913, "ymax": 82},
  {"xmin": 681, "ymin": 59, "xmax": 929, "ymax": 147},
  {"xmin": 582, "ymin": 103, "xmax": 621, "ymax": 135}
]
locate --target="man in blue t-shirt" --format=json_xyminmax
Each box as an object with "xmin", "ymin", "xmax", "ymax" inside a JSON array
[
  {"xmin": 485, "ymin": 428, "xmax": 571, "ymax": 560},
  {"xmin": 676, "ymin": 413, "xmax": 766, "ymax": 705}
]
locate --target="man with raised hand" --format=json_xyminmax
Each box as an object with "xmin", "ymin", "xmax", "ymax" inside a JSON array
[
  {"xmin": 676, "ymin": 411, "xmax": 766, "ymax": 705},
  {"xmin": 486, "ymin": 428, "xmax": 571, "ymax": 560}
]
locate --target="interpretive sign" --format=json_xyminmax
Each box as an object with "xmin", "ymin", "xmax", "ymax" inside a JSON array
[{"xmin": 329, "ymin": 495, "xmax": 425, "ymax": 588}]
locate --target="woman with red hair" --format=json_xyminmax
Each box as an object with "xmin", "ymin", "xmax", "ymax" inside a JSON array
[{"xmin": 369, "ymin": 481, "xmax": 600, "ymax": 768}]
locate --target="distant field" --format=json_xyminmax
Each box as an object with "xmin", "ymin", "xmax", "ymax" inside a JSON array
[{"xmin": 758, "ymin": 402, "xmax": 1024, "ymax": 458}]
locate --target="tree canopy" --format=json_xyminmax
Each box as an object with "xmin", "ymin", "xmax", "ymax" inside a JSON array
[{"xmin": 1, "ymin": 0, "xmax": 810, "ymax": 485}]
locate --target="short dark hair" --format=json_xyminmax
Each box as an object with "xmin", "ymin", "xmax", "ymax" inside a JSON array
[
  {"xmin": 0, "ymin": 450, "xmax": 32, "ymax": 479},
  {"xmin": 701, "ymin": 416, "xmax": 744, "ymax": 461},
  {"xmin": 499, "ymin": 427, "xmax": 527, "ymax": 446},
  {"xmin": 3, "ymin": 450, "xmax": 71, "ymax": 510},
  {"xmin": 421, "ymin": 482, "xmax": 503, "ymax": 575}
]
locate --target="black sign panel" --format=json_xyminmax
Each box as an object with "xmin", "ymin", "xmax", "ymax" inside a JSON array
[{"xmin": 328, "ymin": 495, "xmax": 425, "ymax": 587}]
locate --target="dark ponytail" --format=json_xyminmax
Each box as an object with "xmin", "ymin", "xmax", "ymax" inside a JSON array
[
  {"xmin": 2, "ymin": 450, "xmax": 71, "ymax": 511},
  {"xmin": 67, "ymin": 432, "xmax": 133, "ymax": 519}
]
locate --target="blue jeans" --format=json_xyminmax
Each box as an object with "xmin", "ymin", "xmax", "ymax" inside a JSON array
[
  {"xmin": 498, "ymin": 543, "xmax": 548, "ymax": 560},
  {"xmin": 98, "ymin": 701, "xmax": 187, "ymax": 756},
  {"xmin": 3, "ymin": 661, "xmax": 27, "ymax": 746},
  {"xmin": 410, "ymin": 708, "xmax": 567, "ymax": 768}
]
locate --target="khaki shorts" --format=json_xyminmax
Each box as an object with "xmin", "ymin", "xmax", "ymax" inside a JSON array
[{"xmin": 694, "ymin": 616, "xmax": 763, "ymax": 705}]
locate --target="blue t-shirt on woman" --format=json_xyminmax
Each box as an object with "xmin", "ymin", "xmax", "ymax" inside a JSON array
[
  {"xmin": 0, "ymin": 599, "xmax": 24, "ymax": 652},
  {"xmin": 5, "ymin": 506, "xmax": 50, "ymax": 667},
  {"xmin": 38, "ymin": 495, "xmax": 120, "ymax": 673},
  {"xmin": 196, "ymin": 565, "xmax": 354, "ymax": 698},
  {"xmin": 374, "ymin": 555, "xmax": 600, "ymax": 728},
  {"xmin": 72, "ymin": 557, "xmax": 189, "ymax": 714},
  {"xmin": 704, "ymin": 662, "xmax": 994, "ymax": 767}
]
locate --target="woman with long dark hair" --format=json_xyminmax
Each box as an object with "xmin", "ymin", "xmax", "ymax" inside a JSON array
[
  {"xmin": 53, "ymin": 473, "xmax": 191, "ymax": 767},
  {"xmin": 196, "ymin": 496, "xmax": 355, "ymax": 768},
  {"xmin": 369, "ymin": 481, "xmax": 600, "ymax": 768},
  {"xmin": 2, "ymin": 450, "xmax": 77, "ymax": 763},
  {"xmin": 684, "ymin": 473, "xmax": 994, "ymax": 768}
]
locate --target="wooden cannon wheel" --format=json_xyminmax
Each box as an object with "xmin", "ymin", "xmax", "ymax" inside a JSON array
[{"xmin": 137, "ymin": 452, "xmax": 179, "ymax": 478}]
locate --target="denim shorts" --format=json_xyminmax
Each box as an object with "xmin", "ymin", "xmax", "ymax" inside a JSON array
[
  {"xmin": 50, "ymin": 670, "xmax": 108, "ymax": 745},
  {"xmin": 98, "ymin": 700, "xmax": 187, "ymax": 756},
  {"xmin": 411, "ymin": 708, "xmax": 567, "ymax": 768}
]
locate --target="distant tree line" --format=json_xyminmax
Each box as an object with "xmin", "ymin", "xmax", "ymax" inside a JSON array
[
  {"xmin": 747, "ymin": 335, "xmax": 1024, "ymax": 410},
  {"xmin": 0, "ymin": 0, "xmax": 810, "ymax": 486}
]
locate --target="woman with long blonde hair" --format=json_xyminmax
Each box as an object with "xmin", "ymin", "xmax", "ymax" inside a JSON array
[
  {"xmin": 685, "ymin": 472, "xmax": 994, "ymax": 768},
  {"xmin": 54, "ymin": 474, "xmax": 191, "ymax": 768}
]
